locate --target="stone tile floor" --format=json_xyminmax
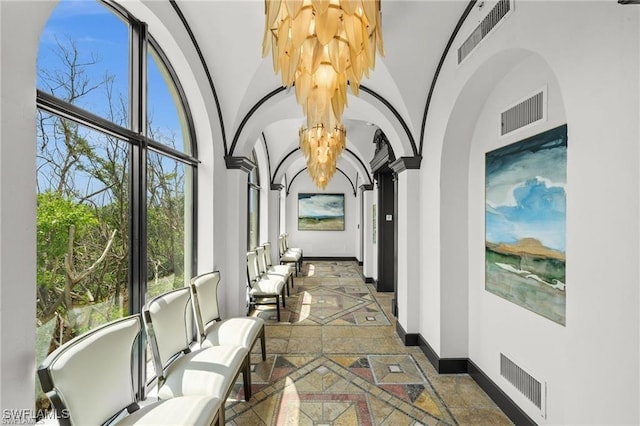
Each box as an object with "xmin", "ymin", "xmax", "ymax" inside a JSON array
[{"xmin": 226, "ymin": 261, "xmax": 513, "ymax": 425}]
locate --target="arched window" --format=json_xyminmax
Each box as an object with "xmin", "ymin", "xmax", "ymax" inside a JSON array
[
  {"xmin": 35, "ymin": 0, "xmax": 196, "ymax": 410},
  {"xmin": 248, "ymin": 151, "xmax": 260, "ymax": 251}
]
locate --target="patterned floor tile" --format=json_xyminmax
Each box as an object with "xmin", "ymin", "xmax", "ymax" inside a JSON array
[{"xmin": 233, "ymin": 261, "xmax": 513, "ymax": 426}]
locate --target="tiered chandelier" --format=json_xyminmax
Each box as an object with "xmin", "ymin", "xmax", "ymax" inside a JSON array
[{"xmin": 262, "ymin": 0, "xmax": 384, "ymax": 188}]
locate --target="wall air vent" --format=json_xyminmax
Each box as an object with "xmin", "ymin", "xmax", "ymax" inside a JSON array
[
  {"xmin": 500, "ymin": 90, "xmax": 545, "ymax": 135},
  {"xmin": 458, "ymin": 0, "xmax": 513, "ymax": 64},
  {"xmin": 500, "ymin": 353, "xmax": 546, "ymax": 418}
]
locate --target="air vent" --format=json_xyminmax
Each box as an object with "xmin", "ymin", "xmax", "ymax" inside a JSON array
[
  {"xmin": 500, "ymin": 353, "xmax": 546, "ymax": 417},
  {"xmin": 501, "ymin": 90, "xmax": 545, "ymax": 135},
  {"xmin": 458, "ymin": 0, "xmax": 512, "ymax": 63}
]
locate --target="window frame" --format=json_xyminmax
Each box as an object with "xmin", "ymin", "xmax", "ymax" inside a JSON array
[{"xmin": 35, "ymin": 0, "xmax": 198, "ymax": 400}]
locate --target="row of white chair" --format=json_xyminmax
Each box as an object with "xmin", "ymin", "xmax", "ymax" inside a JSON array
[
  {"xmin": 278, "ymin": 233, "xmax": 303, "ymax": 276},
  {"xmin": 246, "ymin": 241, "xmax": 297, "ymax": 321},
  {"xmin": 38, "ymin": 271, "xmax": 265, "ymax": 425}
]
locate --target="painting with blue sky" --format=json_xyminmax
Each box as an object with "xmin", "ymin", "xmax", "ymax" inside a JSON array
[
  {"xmin": 298, "ymin": 193, "xmax": 345, "ymax": 231},
  {"xmin": 485, "ymin": 125, "xmax": 567, "ymax": 325}
]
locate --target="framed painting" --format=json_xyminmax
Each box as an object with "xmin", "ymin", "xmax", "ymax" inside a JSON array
[
  {"xmin": 298, "ymin": 193, "xmax": 345, "ymax": 231},
  {"xmin": 485, "ymin": 125, "xmax": 567, "ymax": 325}
]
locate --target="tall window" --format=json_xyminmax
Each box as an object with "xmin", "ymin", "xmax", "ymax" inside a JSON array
[
  {"xmin": 35, "ymin": 0, "xmax": 196, "ymax": 413},
  {"xmin": 248, "ymin": 151, "xmax": 260, "ymax": 250}
]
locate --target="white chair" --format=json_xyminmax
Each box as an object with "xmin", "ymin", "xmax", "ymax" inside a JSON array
[
  {"xmin": 247, "ymin": 250, "xmax": 286, "ymax": 321},
  {"xmin": 278, "ymin": 234, "xmax": 302, "ymax": 276},
  {"xmin": 37, "ymin": 314, "xmax": 222, "ymax": 426},
  {"xmin": 191, "ymin": 271, "xmax": 266, "ymax": 361},
  {"xmin": 256, "ymin": 244, "xmax": 293, "ymax": 296},
  {"xmin": 143, "ymin": 287, "xmax": 251, "ymax": 424},
  {"xmin": 263, "ymin": 241, "xmax": 295, "ymax": 292}
]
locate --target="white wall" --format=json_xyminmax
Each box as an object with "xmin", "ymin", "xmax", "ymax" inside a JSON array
[
  {"xmin": 286, "ymin": 173, "xmax": 358, "ymax": 258},
  {"xmin": 420, "ymin": 2, "xmax": 640, "ymax": 424}
]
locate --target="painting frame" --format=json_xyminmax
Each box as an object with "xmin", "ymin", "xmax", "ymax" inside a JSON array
[
  {"xmin": 298, "ymin": 193, "xmax": 345, "ymax": 231},
  {"xmin": 485, "ymin": 124, "xmax": 567, "ymax": 326}
]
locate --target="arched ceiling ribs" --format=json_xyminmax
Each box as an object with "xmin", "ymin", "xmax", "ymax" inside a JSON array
[
  {"xmin": 228, "ymin": 86, "xmax": 287, "ymax": 157},
  {"xmin": 419, "ymin": 0, "xmax": 476, "ymax": 157},
  {"xmin": 271, "ymin": 148, "xmax": 300, "ymax": 187},
  {"xmin": 287, "ymin": 168, "xmax": 357, "ymax": 196},
  {"xmin": 359, "ymin": 84, "xmax": 418, "ymax": 157},
  {"xmin": 344, "ymin": 148, "xmax": 373, "ymax": 185},
  {"xmin": 271, "ymin": 147, "xmax": 372, "ymax": 188},
  {"xmin": 261, "ymin": 132, "xmax": 273, "ymax": 183},
  {"xmin": 170, "ymin": 0, "xmax": 228, "ymax": 155}
]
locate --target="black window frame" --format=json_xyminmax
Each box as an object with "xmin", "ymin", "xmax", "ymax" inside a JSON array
[{"xmin": 35, "ymin": 0, "xmax": 199, "ymax": 400}]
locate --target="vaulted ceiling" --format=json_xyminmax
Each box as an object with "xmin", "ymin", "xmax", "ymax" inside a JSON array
[{"xmin": 172, "ymin": 1, "xmax": 472, "ymax": 188}]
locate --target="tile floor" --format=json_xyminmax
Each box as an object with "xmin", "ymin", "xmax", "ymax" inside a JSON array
[{"xmin": 226, "ymin": 261, "xmax": 513, "ymax": 425}]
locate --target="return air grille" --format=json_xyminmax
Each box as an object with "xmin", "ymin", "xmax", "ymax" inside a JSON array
[
  {"xmin": 458, "ymin": 0, "xmax": 512, "ymax": 63},
  {"xmin": 500, "ymin": 353, "xmax": 544, "ymax": 412},
  {"xmin": 501, "ymin": 91, "xmax": 544, "ymax": 135}
]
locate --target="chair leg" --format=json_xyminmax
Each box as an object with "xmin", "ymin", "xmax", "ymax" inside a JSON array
[
  {"xmin": 276, "ymin": 297, "xmax": 281, "ymax": 322},
  {"xmin": 259, "ymin": 327, "xmax": 266, "ymax": 361},
  {"xmin": 281, "ymin": 287, "xmax": 286, "ymax": 308},
  {"xmin": 243, "ymin": 356, "xmax": 252, "ymax": 401}
]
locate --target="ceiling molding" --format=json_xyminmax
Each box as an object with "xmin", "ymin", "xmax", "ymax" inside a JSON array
[
  {"xmin": 419, "ymin": 0, "xmax": 477, "ymax": 157},
  {"xmin": 271, "ymin": 148, "xmax": 301, "ymax": 186},
  {"xmin": 359, "ymin": 84, "xmax": 418, "ymax": 157},
  {"xmin": 261, "ymin": 132, "xmax": 273, "ymax": 184},
  {"xmin": 344, "ymin": 148, "xmax": 373, "ymax": 185},
  {"xmin": 287, "ymin": 168, "xmax": 356, "ymax": 196},
  {"xmin": 370, "ymin": 144, "xmax": 392, "ymax": 173},
  {"xmin": 225, "ymin": 156, "xmax": 255, "ymax": 173},
  {"xmin": 169, "ymin": 0, "xmax": 228, "ymax": 155},
  {"xmin": 390, "ymin": 156, "xmax": 422, "ymax": 173},
  {"xmin": 270, "ymin": 183, "xmax": 284, "ymax": 191},
  {"xmin": 618, "ymin": 0, "xmax": 640, "ymax": 3},
  {"xmin": 229, "ymin": 86, "xmax": 287, "ymax": 156}
]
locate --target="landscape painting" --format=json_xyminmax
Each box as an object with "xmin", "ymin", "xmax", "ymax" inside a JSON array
[
  {"xmin": 485, "ymin": 125, "xmax": 567, "ymax": 325},
  {"xmin": 298, "ymin": 193, "xmax": 345, "ymax": 231}
]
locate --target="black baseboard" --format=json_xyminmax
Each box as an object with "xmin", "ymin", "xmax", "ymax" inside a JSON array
[
  {"xmin": 468, "ymin": 360, "xmax": 536, "ymax": 426},
  {"xmin": 358, "ymin": 261, "xmax": 363, "ymax": 266},
  {"xmin": 395, "ymin": 322, "xmax": 419, "ymax": 346},
  {"xmin": 304, "ymin": 256, "xmax": 358, "ymax": 262},
  {"xmin": 415, "ymin": 335, "xmax": 536, "ymax": 425},
  {"xmin": 364, "ymin": 277, "xmax": 375, "ymax": 284}
]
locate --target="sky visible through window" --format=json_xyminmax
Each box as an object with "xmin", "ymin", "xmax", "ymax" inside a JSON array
[{"xmin": 37, "ymin": 0, "xmax": 183, "ymax": 149}]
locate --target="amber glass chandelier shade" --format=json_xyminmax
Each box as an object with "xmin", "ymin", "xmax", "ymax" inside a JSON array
[
  {"xmin": 262, "ymin": 0, "xmax": 384, "ymax": 128},
  {"xmin": 299, "ymin": 123, "xmax": 346, "ymax": 189},
  {"xmin": 263, "ymin": 0, "xmax": 384, "ymax": 188}
]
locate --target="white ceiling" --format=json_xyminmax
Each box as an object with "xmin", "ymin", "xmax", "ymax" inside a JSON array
[{"xmin": 174, "ymin": 1, "xmax": 471, "ymax": 187}]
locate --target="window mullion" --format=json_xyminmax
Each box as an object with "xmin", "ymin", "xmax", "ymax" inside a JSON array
[{"xmin": 129, "ymin": 19, "xmax": 148, "ymax": 400}]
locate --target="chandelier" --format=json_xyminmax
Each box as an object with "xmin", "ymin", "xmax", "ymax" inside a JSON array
[
  {"xmin": 299, "ymin": 123, "xmax": 346, "ymax": 189},
  {"xmin": 262, "ymin": 0, "xmax": 384, "ymax": 187}
]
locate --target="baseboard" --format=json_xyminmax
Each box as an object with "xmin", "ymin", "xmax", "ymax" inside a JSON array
[
  {"xmin": 395, "ymin": 322, "xmax": 419, "ymax": 346},
  {"xmin": 468, "ymin": 360, "xmax": 536, "ymax": 426},
  {"xmin": 304, "ymin": 256, "xmax": 358, "ymax": 262},
  {"xmin": 364, "ymin": 277, "xmax": 375, "ymax": 284},
  {"xmin": 358, "ymin": 261, "xmax": 363, "ymax": 266},
  {"xmin": 416, "ymin": 335, "xmax": 535, "ymax": 425}
]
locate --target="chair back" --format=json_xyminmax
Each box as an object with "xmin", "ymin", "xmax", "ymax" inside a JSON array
[
  {"xmin": 246, "ymin": 251, "xmax": 260, "ymax": 286},
  {"xmin": 143, "ymin": 287, "xmax": 194, "ymax": 376},
  {"xmin": 190, "ymin": 271, "xmax": 222, "ymax": 339},
  {"xmin": 256, "ymin": 245, "xmax": 269, "ymax": 275},
  {"xmin": 263, "ymin": 242, "xmax": 274, "ymax": 267},
  {"xmin": 38, "ymin": 315, "xmax": 142, "ymax": 426},
  {"xmin": 278, "ymin": 235, "xmax": 286, "ymax": 256}
]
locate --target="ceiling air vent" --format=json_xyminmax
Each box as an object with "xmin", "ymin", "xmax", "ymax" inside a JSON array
[
  {"xmin": 501, "ymin": 90, "xmax": 545, "ymax": 135},
  {"xmin": 500, "ymin": 353, "xmax": 547, "ymax": 418},
  {"xmin": 458, "ymin": 0, "xmax": 512, "ymax": 64}
]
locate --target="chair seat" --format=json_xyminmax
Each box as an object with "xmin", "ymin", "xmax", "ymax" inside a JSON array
[
  {"xmin": 202, "ymin": 317, "xmax": 264, "ymax": 349},
  {"xmin": 159, "ymin": 345, "xmax": 248, "ymax": 399},
  {"xmin": 249, "ymin": 277, "xmax": 285, "ymax": 296},
  {"xmin": 268, "ymin": 264, "xmax": 293, "ymax": 276},
  {"xmin": 280, "ymin": 252, "xmax": 300, "ymax": 263},
  {"xmin": 116, "ymin": 396, "xmax": 220, "ymax": 426}
]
